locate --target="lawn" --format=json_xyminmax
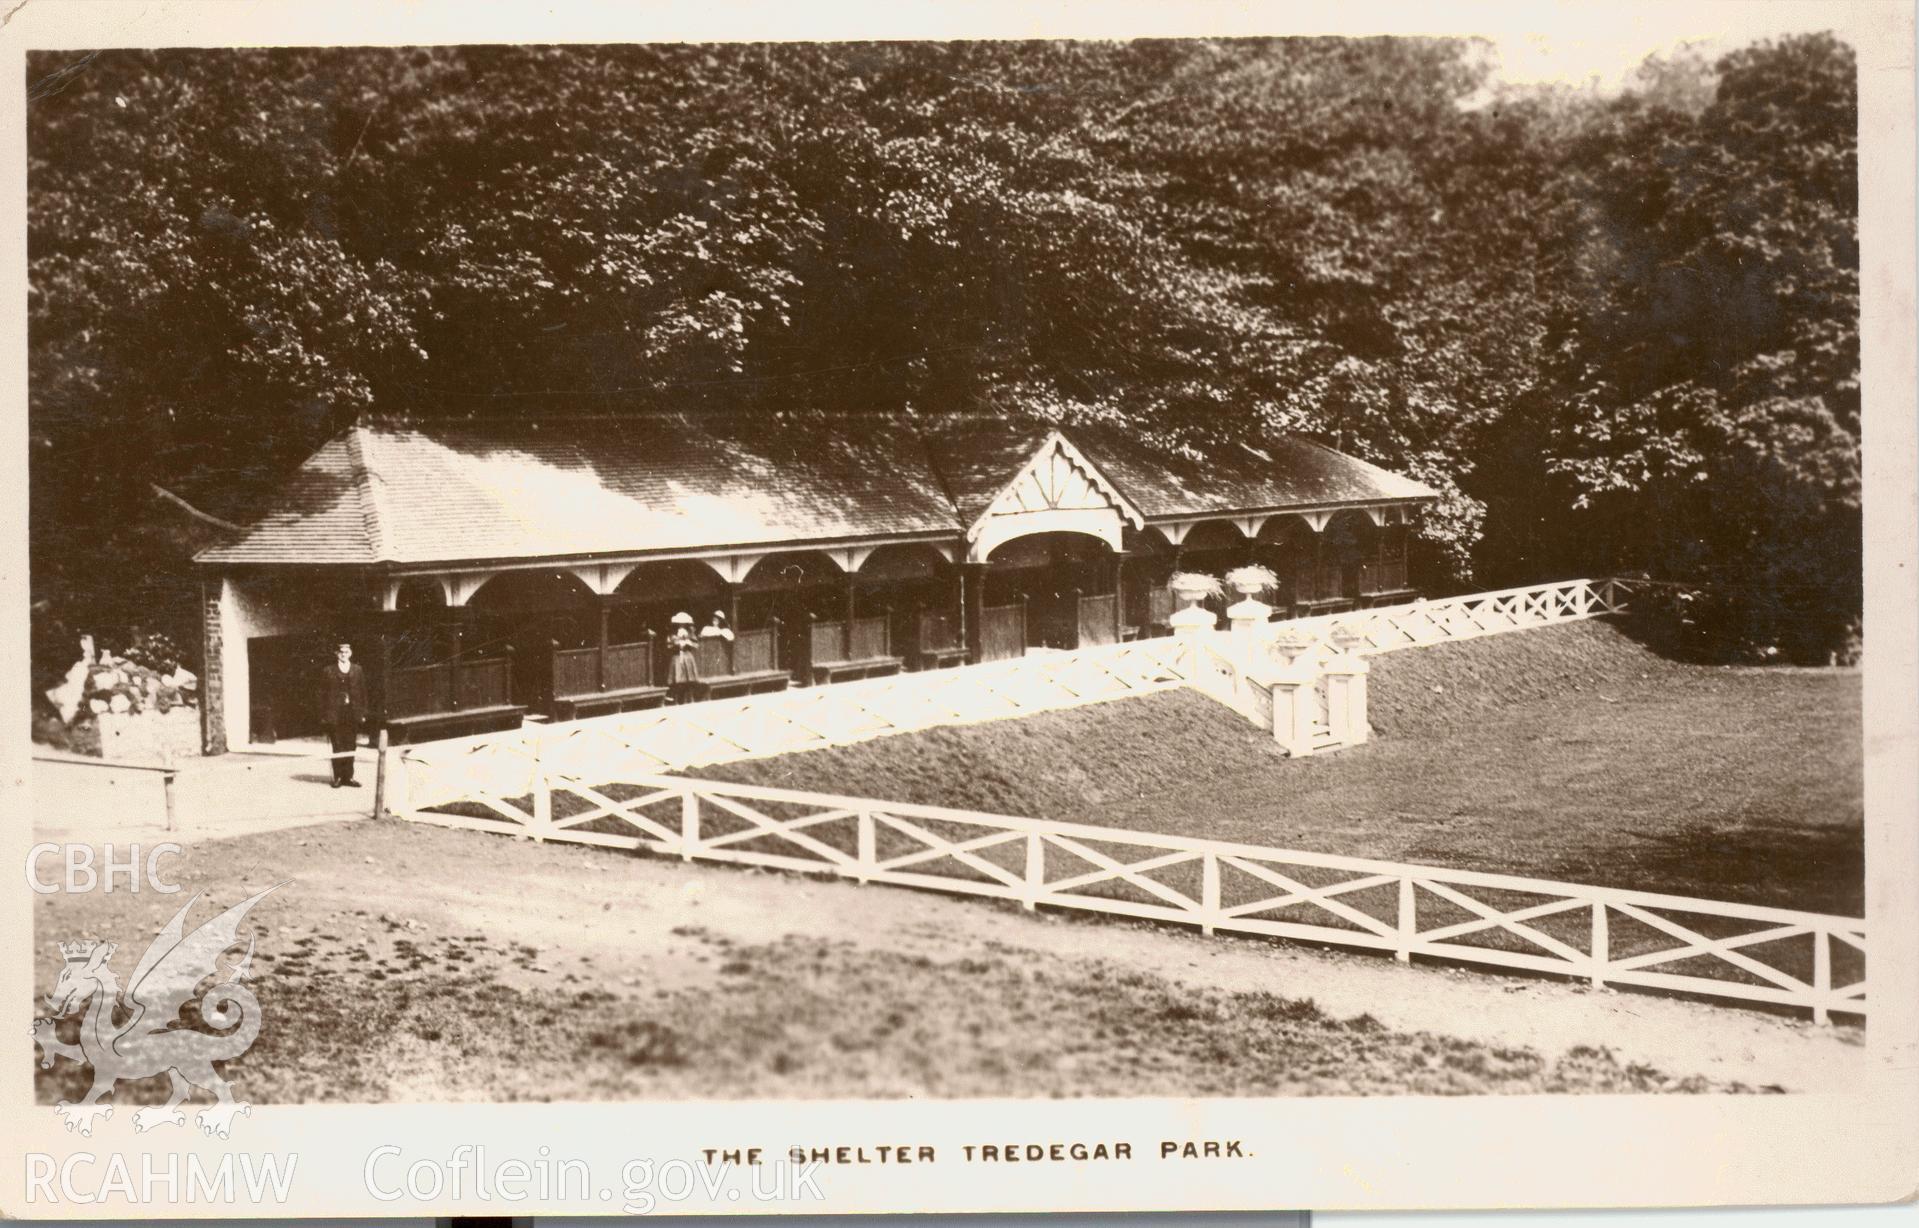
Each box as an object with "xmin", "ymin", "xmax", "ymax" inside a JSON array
[{"xmin": 700, "ymin": 620, "xmax": 1865, "ymax": 916}]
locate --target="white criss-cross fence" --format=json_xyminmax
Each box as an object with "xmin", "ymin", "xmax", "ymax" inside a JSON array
[{"xmin": 393, "ymin": 770, "xmax": 1866, "ymax": 1023}]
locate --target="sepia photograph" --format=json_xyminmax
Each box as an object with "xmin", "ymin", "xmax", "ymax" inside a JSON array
[{"xmin": 5, "ymin": 0, "xmax": 1914, "ymax": 1217}]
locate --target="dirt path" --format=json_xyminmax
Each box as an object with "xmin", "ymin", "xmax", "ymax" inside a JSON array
[
  {"xmin": 430, "ymin": 830, "xmax": 1863, "ymax": 1094},
  {"xmin": 35, "ymin": 820, "xmax": 1864, "ymax": 1100}
]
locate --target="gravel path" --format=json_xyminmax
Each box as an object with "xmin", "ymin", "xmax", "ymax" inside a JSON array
[{"xmin": 34, "ymin": 820, "xmax": 1867, "ymax": 1101}]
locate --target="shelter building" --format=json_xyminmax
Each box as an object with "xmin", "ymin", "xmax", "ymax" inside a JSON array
[{"xmin": 194, "ymin": 413, "xmax": 1436, "ymax": 752}]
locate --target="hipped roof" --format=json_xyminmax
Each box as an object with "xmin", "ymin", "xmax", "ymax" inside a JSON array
[{"xmin": 196, "ymin": 413, "xmax": 1437, "ymax": 567}]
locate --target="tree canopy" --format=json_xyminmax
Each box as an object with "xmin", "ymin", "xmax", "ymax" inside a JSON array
[{"xmin": 26, "ymin": 34, "xmax": 1860, "ymax": 671}]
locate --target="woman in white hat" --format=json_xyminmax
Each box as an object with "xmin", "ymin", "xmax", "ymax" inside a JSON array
[{"xmin": 667, "ymin": 611, "xmax": 700, "ymax": 705}]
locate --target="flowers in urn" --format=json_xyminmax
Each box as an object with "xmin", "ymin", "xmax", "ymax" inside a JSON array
[
  {"xmin": 1166, "ymin": 571, "xmax": 1225, "ymax": 606},
  {"xmin": 1223, "ymin": 564, "xmax": 1278, "ymax": 597},
  {"xmin": 1165, "ymin": 571, "xmax": 1224, "ymax": 632},
  {"xmin": 1222, "ymin": 564, "xmax": 1278, "ymax": 631}
]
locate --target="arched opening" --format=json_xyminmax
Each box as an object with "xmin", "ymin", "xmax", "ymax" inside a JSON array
[
  {"xmin": 740, "ymin": 551, "xmax": 847, "ymax": 681},
  {"xmin": 1172, "ymin": 520, "xmax": 1250, "ymax": 621},
  {"xmin": 859, "ymin": 544, "xmax": 958, "ymax": 669},
  {"xmin": 1257, "ymin": 517, "xmax": 1316, "ymax": 615},
  {"xmin": 365, "ymin": 576, "xmax": 458, "ymax": 722},
  {"xmin": 395, "ymin": 577, "xmax": 448, "ymax": 612},
  {"xmin": 985, "ymin": 530, "xmax": 1116, "ymax": 652},
  {"xmin": 611, "ymin": 559, "xmax": 729, "ymax": 645},
  {"xmin": 1121, "ymin": 525, "xmax": 1178, "ymax": 637},
  {"xmin": 465, "ymin": 568, "xmax": 599, "ymax": 708},
  {"xmin": 1299, "ymin": 511, "xmax": 1370, "ymax": 614},
  {"xmin": 1355, "ymin": 515, "xmax": 1415, "ymax": 605}
]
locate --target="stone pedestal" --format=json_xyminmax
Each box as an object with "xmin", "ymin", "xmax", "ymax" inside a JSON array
[
  {"xmin": 1169, "ymin": 602, "xmax": 1217, "ymax": 637},
  {"xmin": 1259, "ymin": 657, "xmax": 1320, "ymax": 757},
  {"xmin": 1170, "ymin": 602, "xmax": 1222, "ymax": 704},
  {"xmin": 1227, "ymin": 596, "xmax": 1271, "ymax": 644},
  {"xmin": 1226, "ymin": 598, "xmax": 1272, "ymax": 721},
  {"xmin": 1321, "ymin": 651, "xmax": 1371, "ymax": 745}
]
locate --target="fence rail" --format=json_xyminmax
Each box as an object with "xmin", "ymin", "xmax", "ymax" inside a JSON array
[
  {"xmin": 397, "ymin": 771, "xmax": 1866, "ymax": 1023},
  {"xmin": 1258, "ymin": 576, "xmax": 1628, "ymax": 667}
]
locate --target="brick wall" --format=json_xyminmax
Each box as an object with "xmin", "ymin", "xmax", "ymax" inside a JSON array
[{"xmin": 201, "ymin": 582, "xmax": 227, "ymax": 755}]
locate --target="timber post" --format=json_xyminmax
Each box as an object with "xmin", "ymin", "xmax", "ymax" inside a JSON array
[
  {"xmin": 161, "ymin": 768, "xmax": 178, "ymax": 832},
  {"xmin": 961, "ymin": 562, "xmax": 986, "ymax": 664},
  {"xmin": 372, "ymin": 725, "xmax": 390, "ymax": 819},
  {"xmin": 597, "ymin": 597, "xmax": 612, "ymax": 691},
  {"xmin": 448, "ymin": 616, "xmax": 465, "ymax": 711}
]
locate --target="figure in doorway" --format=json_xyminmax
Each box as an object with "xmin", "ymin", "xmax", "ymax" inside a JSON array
[
  {"xmin": 320, "ymin": 641, "xmax": 367, "ymax": 788},
  {"xmin": 667, "ymin": 612, "xmax": 701, "ymax": 705}
]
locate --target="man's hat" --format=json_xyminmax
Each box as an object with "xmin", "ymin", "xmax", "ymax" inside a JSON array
[{"xmin": 671, "ymin": 611, "xmax": 694, "ymax": 625}]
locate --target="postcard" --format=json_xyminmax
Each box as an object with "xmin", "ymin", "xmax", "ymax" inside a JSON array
[{"xmin": 3, "ymin": 0, "xmax": 1914, "ymax": 1217}]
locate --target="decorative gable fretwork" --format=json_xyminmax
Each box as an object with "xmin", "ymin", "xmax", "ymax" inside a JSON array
[{"xmin": 967, "ymin": 431, "xmax": 1145, "ymax": 563}]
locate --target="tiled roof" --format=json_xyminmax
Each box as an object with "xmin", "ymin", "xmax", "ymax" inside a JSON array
[
  {"xmin": 198, "ymin": 414, "xmax": 962, "ymax": 566},
  {"xmin": 918, "ymin": 419, "xmax": 1055, "ymax": 526},
  {"xmin": 1068, "ymin": 424, "xmax": 1439, "ymax": 518},
  {"xmin": 196, "ymin": 413, "xmax": 1437, "ymax": 567},
  {"xmin": 193, "ymin": 433, "xmax": 386, "ymax": 565}
]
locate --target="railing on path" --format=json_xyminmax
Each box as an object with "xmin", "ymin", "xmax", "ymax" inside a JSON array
[
  {"xmin": 391, "ymin": 632, "xmax": 1193, "ymax": 814},
  {"xmin": 1253, "ymin": 576, "xmax": 1629, "ymax": 667},
  {"xmin": 390, "ymin": 577, "xmax": 1636, "ymax": 817},
  {"xmin": 32, "ymin": 750, "xmax": 183, "ymax": 831},
  {"xmin": 396, "ymin": 771, "xmax": 1866, "ymax": 1024}
]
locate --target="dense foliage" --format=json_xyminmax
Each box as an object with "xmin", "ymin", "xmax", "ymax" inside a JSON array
[{"xmin": 27, "ymin": 34, "xmax": 1860, "ymax": 677}]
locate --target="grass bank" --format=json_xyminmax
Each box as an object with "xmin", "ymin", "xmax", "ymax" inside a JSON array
[{"xmin": 700, "ymin": 621, "xmax": 1863, "ymax": 914}]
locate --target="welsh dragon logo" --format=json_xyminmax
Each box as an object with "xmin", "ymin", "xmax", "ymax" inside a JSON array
[{"xmin": 33, "ymin": 885, "xmax": 281, "ymax": 1138}]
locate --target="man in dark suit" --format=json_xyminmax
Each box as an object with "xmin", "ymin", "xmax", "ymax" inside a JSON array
[{"xmin": 320, "ymin": 641, "xmax": 367, "ymax": 788}]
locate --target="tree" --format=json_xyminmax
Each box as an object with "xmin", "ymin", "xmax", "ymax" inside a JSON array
[
  {"xmin": 1536, "ymin": 33, "xmax": 1859, "ymax": 658},
  {"xmin": 26, "ymin": 35, "xmax": 1862, "ymax": 675}
]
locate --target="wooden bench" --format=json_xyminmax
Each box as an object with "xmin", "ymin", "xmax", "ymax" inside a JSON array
[
  {"xmin": 551, "ymin": 685, "xmax": 668, "ymax": 721},
  {"xmin": 383, "ymin": 650, "xmax": 525, "ymax": 744},
  {"xmin": 1295, "ymin": 596, "xmax": 1357, "ymax": 616},
  {"xmin": 911, "ymin": 610, "xmax": 969, "ymax": 670},
  {"xmin": 550, "ymin": 637, "xmax": 664, "ymax": 721},
  {"xmin": 386, "ymin": 703, "xmax": 527, "ymax": 745},
  {"xmin": 916, "ymin": 644, "xmax": 970, "ymax": 670},
  {"xmin": 811, "ymin": 656, "xmax": 903, "ymax": 684},
  {"xmin": 808, "ymin": 615, "xmax": 902, "ymax": 685},
  {"xmin": 695, "ymin": 670, "xmax": 791, "ymax": 700},
  {"xmin": 1360, "ymin": 587, "xmax": 1419, "ymax": 609},
  {"xmin": 689, "ymin": 627, "xmax": 790, "ymax": 701}
]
